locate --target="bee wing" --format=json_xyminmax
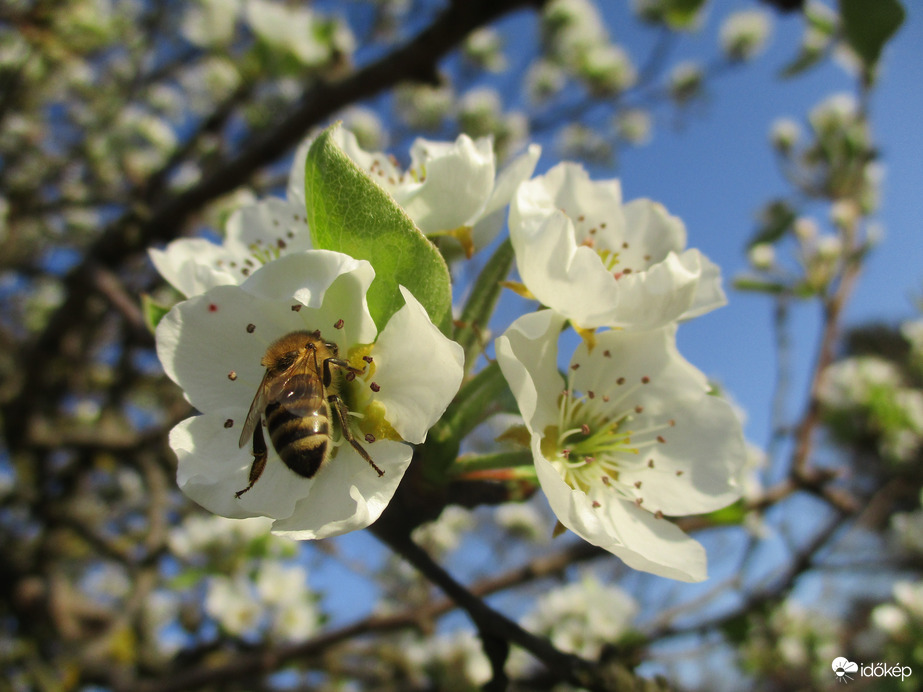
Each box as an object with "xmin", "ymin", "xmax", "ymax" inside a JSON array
[{"xmin": 239, "ymin": 369, "xmax": 272, "ymax": 449}]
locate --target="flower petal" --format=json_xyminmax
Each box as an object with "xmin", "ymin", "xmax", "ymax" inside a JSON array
[
  {"xmin": 369, "ymin": 287, "xmax": 464, "ymax": 444},
  {"xmin": 271, "ymin": 440, "xmax": 413, "ymax": 539},
  {"xmin": 224, "ymin": 197, "xmax": 311, "ymax": 262},
  {"xmin": 171, "ymin": 411, "xmax": 311, "ymax": 522},
  {"xmin": 401, "ymin": 135, "xmax": 496, "ymax": 233},
  {"xmin": 149, "ymin": 238, "xmax": 238, "ymax": 297},
  {"xmin": 495, "ymin": 310, "xmax": 569, "ymax": 433},
  {"xmin": 471, "ymin": 143, "xmax": 541, "ymax": 251},
  {"xmin": 533, "ymin": 437, "xmax": 708, "ymax": 582}
]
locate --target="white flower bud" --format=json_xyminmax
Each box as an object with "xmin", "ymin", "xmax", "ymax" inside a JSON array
[
  {"xmin": 720, "ymin": 9, "xmax": 772, "ymax": 62},
  {"xmin": 748, "ymin": 243, "xmax": 775, "ymax": 271}
]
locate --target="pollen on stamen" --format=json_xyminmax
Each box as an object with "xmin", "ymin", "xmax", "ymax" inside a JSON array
[
  {"xmin": 363, "ymin": 355, "xmax": 373, "ymax": 364},
  {"xmin": 291, "ymin": 304, "xmax": 302, "ymax": 312},
  {"xmin": 228, "ymin": 371, "xmax": 237, "ymax": 381},
  {"xmin": 561, "ymin": 449, "xmax": 570, "ymax": 459},
  {"xmin": 592, "ymin": 500, "xmax": 601, "ymax": 508},
  {"xmin": 246, "ymin": 323, "xmax": 256, "ymax": 333},
  {"xmin": 365, "ymin": 433, "xmax": 376, "ymax": 443},
  {"xmin": 602, "ymin": 395, "xmax": 610, "ymax": 402},
  {"xmin": 224, "ymin": 419, "xmax": 234, "ymax": 428},
  {"xmin": 334, "ymin": 319, "xmax": 345, "ymax": 329},
  {"xmin": 648, "ymin": 459, "xmax": 655, "ymax": 468},
  {"xmin": 581, "ymin": 423, "xmax": 590, "ymax": 435},
  {"xmin": 208, "ymin": 303, "xmax": 218, "ymax": 312},
  {"xmin": 616, "ymin": 377, "xmax": 625, "ymax": 385},
  {"xmin": 622, "ymin": 241, "xmax": 629, "ymax": 249},
  {"xmin": 657, "ymin": 435, "xmax": 666, "ymax": 444},
  {"xmin": 346, "ymin": 372, "xmax": 356, "ymax": 382},
  {"xmin": 635, "ymin": 497, "xmax": 643, "ymax": 507},
  {"xmin": 641, "ymin": 376, "xmax": 650, "ymax": 384},
  {"xmin": 634, "ymin": 481, "xmax": 642, "ymax": 489},
  {"xmin": 370, "ymin": 382, "xmax": 381, "ymax": 392},
  {"xmin": 654, "ymin": 510, "xmax": 664, "ymax": 519},
  {"xmin": 241, "ymin": 268, "xmax": 250, "ymax": 276},
  {"xmin": 675, "ymin": 470, "xmax": 684, "ymax": 476},
  {"xmin": 635, "ymin": 405, "xmax": 644, "ymax": 414},
  {"xmin": 570, "ymin": 363, "xmax": 580, "ymax": 371},
  {"xmin": 603, "ymin": 350, "xmax": 611, "ymax": 358},
  {"xmin": 601, "ymin": 475, "xmax": 610, "ymax": 485},
  {"xmin": 277, "ymin": 238, "xmax": 287, "ymax": 249},
  {"xmin": 587, "ymin": 390, "xmax": 595, "ymax": 399}
]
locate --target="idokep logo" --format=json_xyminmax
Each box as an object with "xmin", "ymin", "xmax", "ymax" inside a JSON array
[
  {"xmin": 831, "ymin": 657, "xmax": 913, "ymax": 684},
  {"xmin": 832, "ymin": 657, "xmax": 858, "ymax": 684}
]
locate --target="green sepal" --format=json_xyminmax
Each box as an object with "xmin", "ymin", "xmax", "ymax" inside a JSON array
[
  {"xmin": 454, "ymin": 238, "xmax": 515, "ymax": 374},
  {"xmin": 304, "ymin": 123, "xmax": 453, "ymax": 334},
  {"xmin": 141, "ymin": 294, "xmax": 173, "ymax": 333}
]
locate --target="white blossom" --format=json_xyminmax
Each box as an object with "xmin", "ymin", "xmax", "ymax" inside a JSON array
[
  {"xmin": 157, "ymin": 251, "xmax": 464, "ymax": 539},
  {"xmin": 508, "ymin": 162, "xmax": 725, "ymax": 330},
  {"xmin": 720, "ymin": 9, "xmax": 772, "ymax": 62},
  {"xmin": 496, "ymin": 311, "xmax": 745, "ymax": 581}
]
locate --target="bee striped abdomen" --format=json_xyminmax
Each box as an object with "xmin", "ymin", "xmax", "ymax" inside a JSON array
[{"xmin": 265, "ymin": 374, "xmax": 330, "ymax": 479}]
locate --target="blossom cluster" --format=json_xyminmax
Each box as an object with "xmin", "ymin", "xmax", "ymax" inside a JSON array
[
  {"xmin": 152, "ymin": 122, "xmax": 744, "ymax": 582},
  {"xmin": 497, "ymin": 162, "xmax": 745, "ymax": 582}
]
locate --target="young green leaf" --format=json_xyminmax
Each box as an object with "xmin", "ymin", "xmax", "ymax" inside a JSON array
[
  {"xmin": 839, "ymin": 0, "xmax": 905, "ymax": 79},
  {"xmin": 304, "ymin": 123, "xmax": 453, "ymax": 334}
]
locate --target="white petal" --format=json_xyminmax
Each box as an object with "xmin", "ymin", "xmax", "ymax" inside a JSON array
[
  {"xmin": 286, "ymin": 136, "xmax": 313, "ymax": 210},
  {"xmin": 533, "ymin": 437, "xmax": 708, "ymax": 582},
  {"xmin": 569, "ymin": 327, "xmax": 744, "ymax": 514},
  {"xmin": 370, "ymin": 287, "xmax": 464, "ymax": 444},
  {"xmin": 622, "ymin": 198, "xmax": 686, "ymax": 260},
  {"xmin": 681, "ymin": 251, "xmax": 727, "ymax": 320},
  {"xmin": 271, "ymin": 440, "xmax": 413, "ymax": 539},
  {"xmin": 605, "ymin": 251, "xmax": 702, "ymax": 330},
  {"xmin": 171, "ymin": 411, "xmax": 311, "ymax": 522},
  {"xmin": 224, "ymin": 198, "xmax": 311, "ymax": 260},
  {"xmin": 470, "ymin": 143, "xmax": 541, "ymax": 251},
  {"xmin": 495, "ymin": 310, "xmax": 569, "ymax": 434},
  {"xmin": 402, "ymin": 135, "xmax": 496, "ymax": 233},
  {"xmin": 240, "ymin": 251, "xmax": 378, "ymax": 347},
  {"xmin": 149, "ymin": 238, "xmax": 238, "ymax": 297}
]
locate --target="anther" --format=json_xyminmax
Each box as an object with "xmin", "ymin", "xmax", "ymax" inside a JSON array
[
  {"xmin": 291, "ymin": 304, "xmax": 302, "ymax": 312},
  {"xmin": 657, "ymin": 435, "xmax": 666, "ymax": 444},
  {"xmin": 635, "ymin": 498, "xmax": 643, "ymax": 507},
  {"xmin": 570, "ymin": 363, "xmax": 580, "ymax": 371},
  {"xmin": 641, "ymin": 376, "xmax": 650, "ymax": 384},
  {"xmin": 334, "ymin": 319, "xmax": 344, "ymax": 329},
  {"xmin": 668, "ymin": 419, "xmax": 676, "ymax": 427},
  {"xmin": 346, "ymin": 372, "xmax": 356, "ymax": 382},
  {"xmin": 224, "ymin": 419, "xmax": 234, "ymax": 428},
  {"xmin": 208, "ymin": 303, "xmax": 218, "ymax": 312},
  {"xmin": 675, "ymin": 470, "xmax": 683, "ymax": 476},
  {"xmin": 601, "ymin": 475, "xmax": 610, "ymax": 485},
  {"xmin": 647, "ymin": 459, "xmax": 655, "ymax": 468},
  {"xmin": 581, "ymin": 423, "xmax": 590, "ymax": 435},
  {"xmin": 228, "ymin": 371, "xmax": 237, "ymax": 381},
  {"xmin": 365, "ymin": 433, "xmax": 376, "ymax": 443},
  {"xmin": 588, "ymin": 390, "xmax": 595, "ymax": 399},
  {"xmin": 603, "ymin": 350, "xmax": 611, "ymax": 358},
  {"xmin": 363, "ymin": 355, "xmax": 373, "ymax": 363},
  {"xmin": 634, "ymin": 481, "xmax": 642, "ymax": 489},
  {"xmin": 246, "ymin": 323, "xmax": 256, "ymax": 333},
  {"xmin": 635, "ymin": 405, "xmax": 644, "ymax": 414},
  {"xmin": 616, "ymin": 377, "xmax": 625, "ymax": 385},
  {"xmin": 602, "ymin": 395, "xmax": 610, "ymax": 402},
  {"xmin": 370, "ymin": 382, "xmax": 381, "ymax": 392},
  {"xmin": 655, "ymin": 510, "xmax": 664, "ymax": 519},
  {"xmin": 592, "ymin": 500, "xmax": 601, "ymax": 508},
  {"xmin": 277, "ymin": 238, "xmax": 287, "ymax": 249},
  {"xmin": 561, "ymin": 449, "xmax": 570, "ymax": 459}
]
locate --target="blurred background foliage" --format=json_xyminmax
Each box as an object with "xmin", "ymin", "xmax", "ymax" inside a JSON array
[{"xmin": 0, "ymin": 0, "xmax": 920, "ymax": 690}]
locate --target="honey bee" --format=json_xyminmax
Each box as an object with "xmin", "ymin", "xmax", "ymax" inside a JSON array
[{"xmin": 236, "ymin": 330, "xmax": 383, "ymax": 498}]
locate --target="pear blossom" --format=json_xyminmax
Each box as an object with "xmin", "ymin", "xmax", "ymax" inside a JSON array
[
  {"xmin": 496, "ymin": 310, "xmax": 745, "ymax": 581},
  {"xmin": 156, "ymin": 250, "xmax": 464, "ymax": 539},
  {"xmin": 149, "ymin": 139, "xmax": 312, "ymax": 297},
  {"xmin": 509, "ymin": 162, "xmax": 725, "ymax": 331},
  {"xmin": 332, "ymin": 127, "xmax": 540, "ymax": 256},
  {"xmin": 719, "ymin": 9, "xmax": 772, "ymax": 62}
]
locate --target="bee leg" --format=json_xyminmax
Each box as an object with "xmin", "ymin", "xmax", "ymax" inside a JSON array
[
  {"xmin": 236, "ymin": 423, "xmax": 268, "ymax": 498},
  {"xmin": 322, "ymin": 356, "xmax": 365, "ymax": 387},
  {"xmin": 328, "ymin": 394, "xmax": 384, "ymax": 476}
]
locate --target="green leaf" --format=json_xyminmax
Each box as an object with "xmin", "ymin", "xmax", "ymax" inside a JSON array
[
  {"xmin": 732, "ymin": 276, "xmax": 788, "ymax": 294},
  {"xmin": 778, "ymin": 44, "xmax": 827, "ymax": 79},
  {"xmin": 839, "ymin": 0, "xmax": 905, "ymax": 76},
  {"xmin": 141, "ymin": 293, "xmax": 173, "ymax": 332},
  {"xmin": 703, "ymin": 500, "xmax": 746, "ymax": 526},
  {"xmin": 304, "ymin": 123, "xmax": 453, "ymax": 334},
  {"xmin": 664, "ymin": 0, "xmax": 708, "ymax": 29},
  {"xmin": 748, "ymin": 199, "xmax": 797, "ymax": 248}
]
